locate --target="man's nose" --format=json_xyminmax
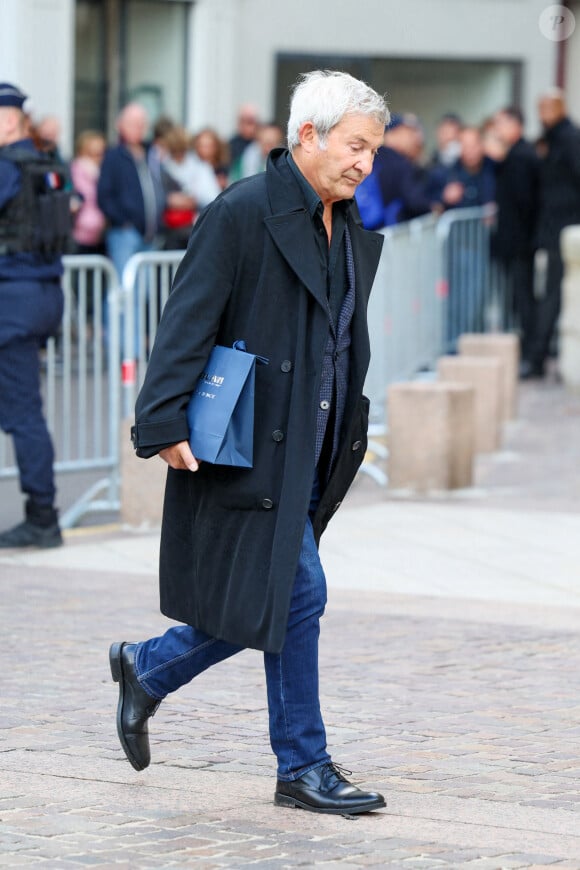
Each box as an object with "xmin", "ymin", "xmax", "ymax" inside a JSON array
[{"xmin": 356, "ymin": 153, "xmax": 374, "ymax": 176}]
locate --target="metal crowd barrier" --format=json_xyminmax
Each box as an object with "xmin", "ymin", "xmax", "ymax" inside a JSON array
[
  {"xmin": 362, "ymin": 203, "xmax": 514, "ymax": 485},
  {"xmin": 120, "ymin": 250, "xmax": 185, "ymax": 417},
  {"xmin": 436, "ymin": 203, "xmax": 514, "ymax": 351},
  {"xmin": 364, "ymin": 203, "xmax": 514, "ymax": 425},
  {"xmin": 0, "ymin": 254, "xmax": 121, "ymax": 528},
  {"xmin": 0, "ymin": 206, "xmax": 511, "ymax": 526},
  {"xmin": 365, "ymin": 213, "xmax": 444, "ymax": 426}
]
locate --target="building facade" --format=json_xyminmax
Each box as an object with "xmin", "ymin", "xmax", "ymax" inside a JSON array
[{"xmin": 0, "ymin": 0, "xmax": 572, "ymax": 156}]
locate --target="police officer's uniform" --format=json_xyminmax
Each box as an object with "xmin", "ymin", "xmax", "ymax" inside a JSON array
[{"xmin": 0, "ymin": 83, "xmax": 65, "ymax": 548}]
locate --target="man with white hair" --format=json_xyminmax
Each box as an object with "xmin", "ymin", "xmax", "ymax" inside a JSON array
[
  {"xmin": 110, "ymin": 70, "xmax": 388, "ymax": 814},
  {"xmin": 97, "ymin": 102, "xmax": 163, "ymax": 280}
]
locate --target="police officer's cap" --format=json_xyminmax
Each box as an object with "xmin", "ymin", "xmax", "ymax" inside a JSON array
[{"xmin": 0, "ymin": 83, "xmax": 27, "ymax": 109}]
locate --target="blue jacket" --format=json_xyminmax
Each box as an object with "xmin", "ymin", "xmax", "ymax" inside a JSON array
[
  {"xmin": 97, "ymin": 143, "xmax": 163, "ymax": 238},
  {"xmin": 446, "ymin": 156, "xmax": 496, "ymax": 209},
  {"xmin": 355, "ymin": 146, "xmax": 431, "ymax": 229},
  {"xmin": 0, "ymin": 139, "xmax": 62, "ymax": 281}
]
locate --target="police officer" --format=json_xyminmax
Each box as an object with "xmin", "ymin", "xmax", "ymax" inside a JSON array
[{"xmin": 0, "ymin": 83, "xmax": 65, "ymax": 548}]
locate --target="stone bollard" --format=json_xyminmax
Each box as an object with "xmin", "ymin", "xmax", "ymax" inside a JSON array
[
  {"xmin": 120, "ymin": 418, "xmax": 166, "ymax": 526},
  {"xmin": 387, "ymin": 382, "xmax": 475, "ymax": 491},
  {"xmin": 458, "ymin": 332, "xmax": 519, "ymax": 421},
  {"xmin": 437, "ymin": 356, "xmax": 504, "ymax": 453},
  {"xmin": 559, "ymin": 225, "xmax": 580, "ymax": 389}
]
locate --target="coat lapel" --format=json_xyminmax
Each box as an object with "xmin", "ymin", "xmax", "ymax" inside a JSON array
[
  {"xmin": 264, "ymin": 210, "xmax": 328, "ymax": 311},
  {"xmin": 264, "ymin": 151, "xmax": 385, "ymax": 317},
  {"xmin": 264, "ymin": 151, "xmax": 328, "ymax": 310}
]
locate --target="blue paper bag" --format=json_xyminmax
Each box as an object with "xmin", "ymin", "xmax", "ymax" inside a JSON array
[{"xmin": 186, "ymin": 341, "xmax": 267, "ymax": 467}]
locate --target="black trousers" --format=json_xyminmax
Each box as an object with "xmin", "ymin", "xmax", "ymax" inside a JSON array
[
  {"xmin": 495, "ymin": 253, "xmax": 536, "ymax": 363},
  {"xmin": 533, "ymin": 248, "xmax": 563, "ymax": 372}
]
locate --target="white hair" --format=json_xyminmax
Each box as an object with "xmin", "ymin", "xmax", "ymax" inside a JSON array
[{"xmin": 287, "ymin": 70, "xmax": 389, "ymax": 152}]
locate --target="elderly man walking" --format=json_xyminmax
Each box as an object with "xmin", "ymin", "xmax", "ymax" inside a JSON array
[{"xmin": 110, "ymin": 70, "xmax": 388, "ymax": 815}]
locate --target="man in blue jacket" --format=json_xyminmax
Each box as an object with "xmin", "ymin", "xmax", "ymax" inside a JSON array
[
  {"xmin": 0, "ymin": 83, "xmax": 67, "ymax": 548},
  {"xmin": 97, "ymin": 103, "xmax": 164, "ymax": 279},
  {"xmin": 356, "ymin": 113, "xmax": 433, "ymax": 229}
]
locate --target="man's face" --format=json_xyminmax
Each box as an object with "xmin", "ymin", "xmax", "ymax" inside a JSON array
[
  {"xmin": 538, "ymin": 97, "xmax": 565, "ymax": 130},
  {"xmin": 118, "ymin": 106, "xmax": 148, "ymax": 146},
  {"xmin": 0, "ymin": 106, "xmax": 21, "ymax": 146},
  {"xmin": 460, "ymin": 129, "xmax": 484, "ymax": 171},
  {"xmin": 494, "ymin": 112, "xmax": 521, "ymax": 147},
  {"xmin": 306, "ymin": 113, "xmax": 385, "ymax": 205},
  {"xmin": 437, "ymin": 120, "xmax": 460, "ymax": 150}
]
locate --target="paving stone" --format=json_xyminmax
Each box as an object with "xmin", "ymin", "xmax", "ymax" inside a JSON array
[{"xmin": 2, "ymin": 382, "xmax": 580, "ymax": 867}]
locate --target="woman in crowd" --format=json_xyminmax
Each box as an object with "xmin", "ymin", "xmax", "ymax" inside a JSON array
[
  {"xmin": 160, "ymin": 125, "xmax": 221, "ymax": 248},
  {"xmin": 70, "ymin": 129, "xmax": 107, "ymax": 255},
  {"xmin": 190, "ymin": 126, "xmax": 230, "ymax": 190}
]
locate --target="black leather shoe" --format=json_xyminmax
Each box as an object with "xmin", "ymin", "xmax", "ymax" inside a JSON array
[
  {"xmin": 275, "ymin": 762, "xmax": 386, "ymax": 815},
  {"xmin": 109, "ymin": 641, "xmax": 161, "ymax": 771}
]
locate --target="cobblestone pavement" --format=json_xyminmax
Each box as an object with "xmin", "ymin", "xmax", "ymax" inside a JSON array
[{"xmin": 2, "ymin": 378, "xmax": 580, "ymax": 868}]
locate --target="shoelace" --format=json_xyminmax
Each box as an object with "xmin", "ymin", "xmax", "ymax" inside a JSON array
[{"xmin": 322, "ymin": 762, "xmax": 353, "ymax": 787}]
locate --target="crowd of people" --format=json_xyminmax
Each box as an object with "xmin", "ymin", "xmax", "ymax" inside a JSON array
[
  {"xmin": 2, "ymin": 76, "xmax": 580, "ymax": 552},
  {"xmin": 31, "ymin": 86, "xmax": 580, "ymax": 381},
  {"xmin": 59, "ymin": 104, "xmax": 283, "ymax": 269},
  {"xmin": 355, "ymin": 88, "xmax": 580, "ymax": 379}
]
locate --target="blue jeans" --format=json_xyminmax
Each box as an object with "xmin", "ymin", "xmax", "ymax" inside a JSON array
[
  {"xmin": 105, "ymin": 227, "xmax": 153, "ymax": 355},
  {"xmin": 106, "ymin": 227, "xmax": 152, "ymax": 282},
  {"xmin": 134, "ymin": 484, "xmax": 331, "ymax": 781}
]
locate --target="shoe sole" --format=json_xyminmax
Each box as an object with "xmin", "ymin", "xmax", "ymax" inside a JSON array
[
  {"xmin": 274, "ymin": 793, "xmax": 386, "ymax": 814},
  {"xmin": 109, "ymin": 642, "xmax": 147, "ymax": 772}
]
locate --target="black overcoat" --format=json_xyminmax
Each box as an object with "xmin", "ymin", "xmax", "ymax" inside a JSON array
[
  {"xmin": 536, "ymin": 118, "xmax": 580, "ymax": 250},
  {"xmin": 132, "ymin": 149, "xmax": 383, "ymax": 653},
  {"xmin": 493, "ymin": 138, "xmax": 539, "ymax": 260}
]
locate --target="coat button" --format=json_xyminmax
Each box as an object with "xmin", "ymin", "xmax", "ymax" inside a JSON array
[
  {"xmin": 272, "ymin": 430, "xmax": 284, "ymax": 442},
  {"xmin": 262, "ymin": 498, "xmax": 274, "ymax": 510},
  {"xmin": 320, "ymin": 400, "xmax": 330, "ymax": 410},
  {"xmin": 351, "ymin": 440, "xmax": 362, "ymax": 451},
  {"xmin": 280, "ymin": 360, "xmax": 292, "ymax": 372}
]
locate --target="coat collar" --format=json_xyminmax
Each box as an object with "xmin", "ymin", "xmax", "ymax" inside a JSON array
[{"xmin": 264, "ymin": 149, "xmax": 383, "ymax": 310}]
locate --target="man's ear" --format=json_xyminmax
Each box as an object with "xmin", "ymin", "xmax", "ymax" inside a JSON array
[{"xmin": 298, "ymin": 121, "xmax": 318, "ymax": 153}]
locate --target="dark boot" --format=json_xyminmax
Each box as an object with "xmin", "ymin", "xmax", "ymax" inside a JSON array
[{"xmin": 0, "ymin": 499, "xmax": 62, "ymax": 549}]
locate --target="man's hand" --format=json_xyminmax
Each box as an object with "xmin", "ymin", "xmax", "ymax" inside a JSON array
[
  {"xmin": 442, "ymin": 181, "xmax": 464, "ymax": 206},
  {"xmin": 159, "ymin": 441, "xmax": 199, "ymax": 472}
]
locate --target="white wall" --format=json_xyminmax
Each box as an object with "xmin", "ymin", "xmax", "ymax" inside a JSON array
[
  {"xmin": 188, "ymin": 0, "xmax": 557, "ymax": 141},
  {"xmin": 0, "ymin": 0, "xmax": 75, "ymax": 156},
  {"xmin": 127, "ymin": 1, "xmax": 187, "ymax": 124}
]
